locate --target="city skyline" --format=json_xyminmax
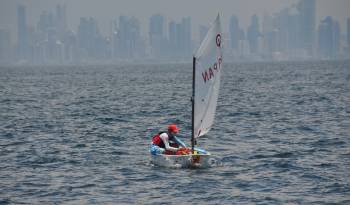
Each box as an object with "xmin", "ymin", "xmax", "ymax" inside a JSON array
[
  {"xmin": 0, "ymin": 0, "xmax": 350, "ymax": 64},
  {"xmin": 1, "ymin": 0, "xmax": 350, "ymax": 37}
]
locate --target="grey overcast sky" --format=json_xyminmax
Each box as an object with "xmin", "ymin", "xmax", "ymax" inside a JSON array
[{"xmin": 1, "ymin": 0, "xmax": 349, "ymax": 38}]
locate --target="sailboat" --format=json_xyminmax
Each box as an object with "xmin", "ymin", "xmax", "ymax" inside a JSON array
[{"xmin": 151, "ymin": 14, "xmax": 223, "ymax": 168}]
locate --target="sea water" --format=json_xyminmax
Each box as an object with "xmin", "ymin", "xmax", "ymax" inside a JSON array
[{"xmin": 0, "ymin": 61, "xmax": 349, "ymax": 204}]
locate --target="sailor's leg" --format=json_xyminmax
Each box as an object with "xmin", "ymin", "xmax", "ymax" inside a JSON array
[{"xmin": 150, "ymin": 144, "xmax": 165, "ymax": 155}]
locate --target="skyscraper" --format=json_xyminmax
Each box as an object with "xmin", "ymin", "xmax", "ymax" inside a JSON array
[
  {"xmin": 261, "ymin": 14, "xmax": 274, "ymax": 58},
  {"xmin": 78, "ymin": 17, "xmax": 101, "ymax": 59},
  {"xmin": 297, "ymin": 0, "xmax": 316, "ymax": 55},
  {"xmin": 150, "ymin": 14, "xmax": 164, "ymax": 37},
  {"xmin": 149, "ymin": 14, "xmax": 165, "ymax": 58},
  {"xmin": 63, "ymin": 30, "xmax": 78, "ymax": 63},
  {"xmin": 318, "ymin": 16, "xmax": 340, "ymax": 59},
  {"xmin": 168, "ymin": 17, "xmax": 192, "ymax": 59},
  {"xmin": 247, "ymin": 15, "xmax": 260, "ymax": 54},
  {"xmin": 56, "ymin": 4, "xmax": 67, "ymax": 40},
  {"xmin": 347, "ymin": 18, "xmax": 350, "ymax": 47},
  {"xmin": 229, "ymin": 15, "xmax": 240, "ymax": 50},
  {"xmin": 276, "ymin": 8, "xmax": 290, "ymax": 53},
  {"xmin": 182, "ymin": 17, "xmax": 192, "ymax": 57},
  {"xmin": 17, "ymin": 5, "xmax": 28, "ymax": 60},
  {"xmin": 114, "ymin": 16, "xmax": 142, "ymax": 59},
  {"xmin": 0, "ymin": 28, "xmax": 12, "ymax": 62},
  {"xmin": 38, "ymin": 10, "xmax": 54, "ymax": 33},
  {"xmin": 168, "ymin": 21, "xmax": 177, "ymax": 56},
  {"xmin": 333, "ymin": 21, "xmax": 340, "ymax": 58}
]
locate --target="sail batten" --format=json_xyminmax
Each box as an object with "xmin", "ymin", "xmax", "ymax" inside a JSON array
[{"xmin": 193, "ymin": 14, "xmax": 223, "ymax": 138}]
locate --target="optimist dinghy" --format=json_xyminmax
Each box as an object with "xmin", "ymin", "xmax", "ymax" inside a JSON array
[{"xmin": 151, "ymin": 14, "xmax": 223, "ymax": 168}]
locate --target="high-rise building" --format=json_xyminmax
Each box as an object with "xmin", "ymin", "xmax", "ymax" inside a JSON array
[
  {"xmin": 56, "ymin": 4, "xmax": 67, "ymax": 40},
  {"xmin": 0, "ymin": 28, "xmax": 12, "ymax": 63},
  {"xmin": 36, "ymin": 7, "xmax": 68, "ymax": 63},
  {"xmin": 333, "ymin": 21, "xmax": 340, "ymax": 58},
  {"xmin": 63, "ymin": 30, "xmax": 78, "ymax": 62},
  {"xmin": 168, "ymin": 17, "xmax": 192, "ymax": 59},
  {"xmin": 347, "ymin": 18, "xmax": 350, "ymax": 47},
  {"xmin": 247, "ymin": 15, "xmax": 260, "ymax": 54},
  {"xmin": 182, "ymin": 17, "xmax": 192, "ymax": 57},
  {"xmin": 318, "ymin": 16, "xmax": 340, "ymax": 59},
  {"xmin": 318, "ymin": 17, "xmax": 331, "ymax": 58},
  {"xmin": 287, "ymin": 8, "xmax": 299, "ymax": 52},
  {"xmin": 78, "ymin": 17, "xmax": 101, "ymax": 59},
  {"xmin": 17, "ymin": 5, "xmax": 28, "ymax": 60},
  {"xmin": 150, "ymin": 14, "xmax": 164, "ymax": 37},
  {"xmin": 38, "ymin": 11, "xmax": 54, "ymax": 33},
  {"xmin": 113, "ymin": 16, "xmax": 143, "ymax": 59},
  {"xmin": 168, "ymin": 21, "xmax": 177, "ymax": 57},
  {"xmin": 297, "ymin": 0, "xmax": 316, "ymax": 55},
  {"xmin": 229, "ymin": 15, "xmax": 240, "ymax": 50},
  {"xmin": 149, "ymin": 14, "xmax": 165, "ymax": 58},
  {"xmin": 276, "ymin": 8, "xmax": 290, "ymax": 53},
  {"xmin": 262, "ymin": 14, "xmax": 274, "ymax": 58}
]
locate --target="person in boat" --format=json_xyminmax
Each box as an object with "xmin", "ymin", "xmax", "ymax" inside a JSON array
[{"xmin": 150, "ymin": 124, "xmax": 187, "ymax": 155}]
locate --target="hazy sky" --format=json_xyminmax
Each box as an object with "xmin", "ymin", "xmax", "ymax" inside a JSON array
[{"xmin": 1, "ymin": 0, "xmax": 349, "ymax": 39}]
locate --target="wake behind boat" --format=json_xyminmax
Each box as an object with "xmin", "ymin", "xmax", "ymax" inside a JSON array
[{"xmin": 150, "ymin": 14, "xmax": 223, "ymax": 168}]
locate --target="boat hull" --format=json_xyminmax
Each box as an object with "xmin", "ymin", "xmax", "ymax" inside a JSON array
[{"xmin": 151, "ymin": 152, "xmax": 211, "ymax": 168}]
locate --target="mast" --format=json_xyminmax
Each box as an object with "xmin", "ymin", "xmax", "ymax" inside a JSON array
[{"xmin": 191, "ymin": 56, "xmax": 196, "ymax": 154}]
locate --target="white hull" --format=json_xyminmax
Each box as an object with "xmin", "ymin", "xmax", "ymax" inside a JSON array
[{"xmin": 151, "ymin": 153, "xmax": 211, "ymax": 168}]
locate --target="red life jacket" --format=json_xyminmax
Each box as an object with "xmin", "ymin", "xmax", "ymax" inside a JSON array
[
  {"xmin": 152, "ymin": 132, "xmax": 165, "ymax": 148},
  {"xmin": 152, "ymin": 132, "xmax": 175, "ymax": 149}
]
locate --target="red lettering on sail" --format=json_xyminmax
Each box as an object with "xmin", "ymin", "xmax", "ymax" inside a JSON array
[
  {"xmin": 218, "ymin": 57, "xmax": 222, "ymax": 69},
  {"xmin": 202, "ymin": 71, "xmax": 209, "ymax": 83},
  {"xmin": 201, "ymin": 57, "xmax": 222, "ymax": 83},
  {"xmin": 216, "ymin": 34, "xmax": 221, "ymax": 47},
  {"xmin": 209, "ymin": 68, "xmax": 214, "ymax": 79}
]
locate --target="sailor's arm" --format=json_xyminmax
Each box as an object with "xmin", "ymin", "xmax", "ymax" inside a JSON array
[
  {"xmin": 160, "ymin": 134, "xmax": 178, "ymax": 152},
  {"xmin": 173, "ymin": 136, "xmax": 187, "ymax": 148}
]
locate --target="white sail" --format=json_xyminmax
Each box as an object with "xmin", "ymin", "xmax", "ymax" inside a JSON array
[{"xmin": 194, "ymin": 14, "xmax": 223, "ymax": 138}]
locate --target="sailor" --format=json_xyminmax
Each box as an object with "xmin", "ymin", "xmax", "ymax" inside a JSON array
[{"xmin": 150, "ymin": 124, "xmax": 187, "ymax": 155}]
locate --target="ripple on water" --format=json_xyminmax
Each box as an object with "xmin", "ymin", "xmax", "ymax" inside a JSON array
[{"xmin": 1, "ymin": 61, "xmax": 350, "ymax": 204}]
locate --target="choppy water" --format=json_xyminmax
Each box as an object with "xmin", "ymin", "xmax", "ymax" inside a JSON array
[{"xmin": 1, "ymin": 61, "xmax": 350, "ymax": 204}]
